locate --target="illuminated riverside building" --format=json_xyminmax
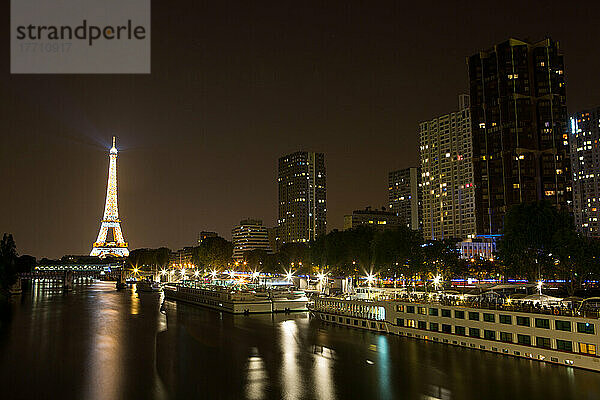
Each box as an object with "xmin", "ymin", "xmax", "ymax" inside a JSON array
[
  {"xmin": 343, "ymin": 207, "xmax": 402, "ymax": 231},
  {"xmin": 278, "ymin": 151, "xmax": 326, "ymax": 243},
  {"xmin": 169, "ymin": 247, "xmax": 194, "ymax": 267},
  {"xmin": 388, "ymin": 167, "xmax": 422, "ymax": 230},
  {"xmin": 468, "ymin": 38, "xmax": 570, "ymax": 235},
  {"xmin": 420, "ymin": 95, "xmax": 476, "ymax": 240},
  {"xmin": 569, "ymin": 108, "xmax": 600, "ymax": 237},
  {"xmin": 90, "ymin": 137, "xmax": 129, "ymax": 257},
  {"xmin": 232, "ymin": 219, "xmax": 272, "ymax": 261}
]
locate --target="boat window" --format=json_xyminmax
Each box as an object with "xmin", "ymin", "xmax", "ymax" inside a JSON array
[
  {"xmin": 555, "ymin": 320, "xmax": 571, "ymax": 332},
  {"xmin": 483, "ymin": 313, "xmax": 495, "ymax": 322},
  {"xmin": 516, "ymin": 316, "xmax": 530, "ymax": 327},
  {"xmin": 535, "ymin": 318, "xmax": 550, "ymax": 329},
  {"xmin": 429, "ymin": 322, "xmax": 439, "ymax": 332},
  {"xmin": 418, "ymin": 321, "xmax": 427, "ymax": 330},
  {"xmin": 556, "ymin": 339, "xmax": 572, "ymax": 352},
  {"xmin": 517, "ymin": 334, "xmax": 531, "ymax": 345},
  {"xmin": 577, "ymin": 322, "xmax": 595, "ymax": 334},
  {"xmin": 499, "ymin": 315, "xmax": 512, "ymax": 324},
  {"xmin": 441, "ymin": 309, "xmax": 451, "ymax": 318},
  {"xmin": 406, "ymin": 305, "xmax": 415, "ymax": 314},
  {"xmin": 396, "ymin": 305, "xmax": 404, "ymax": 312},
  {"xmin": 468, "ymin": 312, "xmax": 479, "ymax": 321},
  {"xmin": 418, "ymin": 307, "xmax": 426, "ymax": 315},
  {"xmin": 536, "ymin": 337, "xmax": 551, "ymax": 349},
  {"xmin": 469, "ymin": 328, "xmax": 480, "ymax": 338},
  {"xmin": 500, "ymin": 332, "xmax": 513, "ymax": 343},
  {"xmin": 455, "ymin": 310, "xmax": 465, "ymax": 319},
  {"xmin": 429, "ymin": 308, "xmax": 438, "ymax": 316},
  {"xmin": 484, "ymin": 330, "xmax": 496, "ymax": 340},
  {"xmin": 579, "ymin": 343, "xmax": 596, "ymax": 355},
  {"xmin": 442, "ymin": 324, "xmax": 452, "ymax": 333},
  {"xmin": 455, "ymin": 326, "xmax": 466, "ymax": 335},
  {"xmin": 397, "ymin": 318, "xmax": 404, "ymax": 327}
]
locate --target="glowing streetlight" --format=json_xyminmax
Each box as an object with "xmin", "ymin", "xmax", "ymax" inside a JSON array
[
  {"xmin": 161, "ymin": 269, "xmax": 167, "ymax": 275},
  {"xmin": 537, "ymin": 280, "xmax": 543, "ymax": 295},
  {"xmin": 170, "ymin": 269, "xmax": 175, "ymax": 275},
  {"xmin": 211, "ymin": 270, "xmax": 218, "ymax": 279},
  {"xmin": 366, "ymin": 273, "xmax": 375, "ymax": 287},
  {"xmin": 194, "ymin": 270, "xmax": 199, "ymax": 278},
  {"xmin": 133, "ymin": 268, "xmax": 139, "ymax": 275},
  {"xmin": 229, "ymin": 270, "xmax": 235, "ymax": 279},
  {"xmin": 180, "ymin": 268, "xmax": 186, "ymax": 277},
  {"xmin": 285, "ymin": 270, "xmax": 294, "ymax": 281},
  {"xmin": 433, "ymin": 275, "xmax": 442, "ymax": 290},
  {"xmin": 252, "ymin": 270, "xmax": 260, "ymax": 280}
]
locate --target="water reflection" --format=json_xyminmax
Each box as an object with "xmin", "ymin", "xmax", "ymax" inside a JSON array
[
  {"xmin": 376, "ymin": 335, "xmax": 394, "ymax": 400},
  {"xmin": 3, "ymin": 283, "xmax": 600, "ymax": 399},
  {"xmin": 246, "ymin": 347, "xmax": 268, "ymax": 400},
  {"xmin": 280, "ymin": 320, "xmax": 301, "ymax": 399},
  {"xmin": 84, "ymin": 286, "xmax": 123, "ymax": 400},
  {"xmin": 313, "ymin": 348, "xmax": 336, "ymax": 400}
]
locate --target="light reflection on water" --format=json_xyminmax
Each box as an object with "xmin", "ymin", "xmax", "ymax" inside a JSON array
[
  {"xmin": 280, "ymin": 320, "xmax": 301, "ymax": 400},
  {"xmin": 2, "ymin": 281, "xmax": 600, "ymax": 400},
  {"xmin": 246, "ymin": 348, "xmax": 268, "ymax": 400}
]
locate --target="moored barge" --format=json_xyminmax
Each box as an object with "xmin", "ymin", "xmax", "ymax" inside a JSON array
[
  {"xmin": 164, "ymin": 283, "xmax": 309, "ymax": 314},
  {"xmin": 311, "ymin": 292, "xmax": 600, "ymax": 371}
]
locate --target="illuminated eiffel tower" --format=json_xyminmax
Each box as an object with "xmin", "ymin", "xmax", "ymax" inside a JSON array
[{"xmin": 90, "ymin": 137, "xmax": 129, "ymax": 257}]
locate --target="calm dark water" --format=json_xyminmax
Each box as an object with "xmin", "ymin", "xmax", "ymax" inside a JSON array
[{"xmin": 1, "ymin": 281, "xmax": 599, "ymax": 400}]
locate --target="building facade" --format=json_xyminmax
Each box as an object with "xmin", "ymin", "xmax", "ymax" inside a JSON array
[
  {"xmin": 169, "ymin": 247, "xmax": 194, "ymax": 267},
  {"xmin": 343, "ymin": 207, "xmax": 403, "ymax": 231},
  {"xmin": 388, "ymin": 167, "xmax": 422, "ymax": 230},
  {"xmin": 468, "ymin": 37, "xmax": 570, "ymax": 235},
  {"xmin": 420, "ymin": 96, "xmax": 476, "ymax": 240},
  {"xmin": 232, "ymin": 219, "xmax": 272, "ymax": 261},
  {"xmin": 197, "ymin": 231, "xmax": 218, "ymax": 244},
  {"xmin": 458, "ymin": 235, "xmax": 500, "ymax": 260},
  {"xmin": 278, "ymin": 151, "xmax": 326, "ymax": 243},
  {"xmin": 569, "ymin": 108, "xmax": 600, "ymax": 237}
]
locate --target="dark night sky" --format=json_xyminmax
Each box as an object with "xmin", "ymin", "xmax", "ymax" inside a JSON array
[{"xmin": 2, "ymin": 1, "xmax": 600, "ymax": 258}]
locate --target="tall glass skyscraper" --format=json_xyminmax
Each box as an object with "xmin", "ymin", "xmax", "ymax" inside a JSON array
[
  {"xmin": 569, "ymin": 108, "xmax": 600, "ymax": 237},
  {"xmin": 468, "ymin": 38, "xmax": 570, "ymax": 234},
  {"xmin": 420, "ymin": 97, "xmax": 476, "ymax": 240},
  {"xmin": 277, "ymin": 151, "xmax": 326, "ymax": 243}
]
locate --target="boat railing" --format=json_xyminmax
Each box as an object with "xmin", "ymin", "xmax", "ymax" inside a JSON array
[
  {"xmin": 316, "ymin": 294, "xmax": 600, "ymax": 319},
  {"xmin": 393, "ymin": 296, "xmax": 600, "ymax": 319}
]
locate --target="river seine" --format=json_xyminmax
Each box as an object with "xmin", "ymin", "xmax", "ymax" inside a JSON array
[{"xmin": 0, "ymin": 281, "xmax": 598, "ymax": 399}]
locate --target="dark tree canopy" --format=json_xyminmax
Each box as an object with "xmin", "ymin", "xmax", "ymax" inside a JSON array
[
  {"xmin": 0, "ymin": 233, "xmax": 18, "ymax": 291},
  {"xmin": 498, "ymin": 201, "xmax": 600, "ymax": 293}
]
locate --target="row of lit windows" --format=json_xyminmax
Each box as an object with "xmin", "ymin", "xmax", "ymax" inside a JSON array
[
  {"xmin": 398, "ymin": 318, "xmax": 595, "ymax": 355},
  {"xmin": 399, "ymin": 305, "xmax": 595, "ymax": 334}
]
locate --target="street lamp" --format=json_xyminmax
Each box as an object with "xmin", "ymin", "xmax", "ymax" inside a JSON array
[{"xmin": 366, "ymin": 273, "xmax": 375, "ymax": 287}]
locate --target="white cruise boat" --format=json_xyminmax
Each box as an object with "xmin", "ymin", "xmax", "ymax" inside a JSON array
[
  {"xmin": 164, "ymin": 283, "xmax": 309, "ymax": 314},
  {"xmin": 311, "ymin": 292, "xmax": 600, "ymax": 372}
]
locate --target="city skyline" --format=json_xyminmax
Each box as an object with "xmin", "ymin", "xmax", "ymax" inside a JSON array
[{"xmin": 3, "ymin": 2, "xmax": 600, "ymax": 258}]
